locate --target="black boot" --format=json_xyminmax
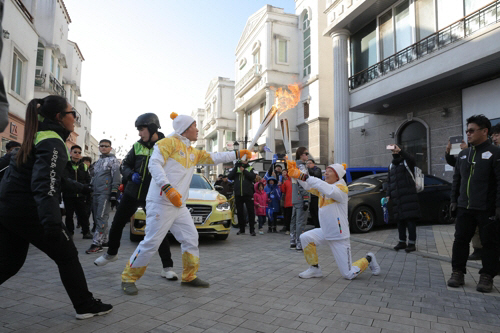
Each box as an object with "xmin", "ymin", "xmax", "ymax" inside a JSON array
[
  {"xmin": 447, "ymin": 270, "xmax": 465, "ymax": 288},
  {"xmin": 393, "ymin": 242, "xmax": 407, "ymax": 251},
  {"xmin": 476, "ymin": 274, "xmax": 493, "ymax": 293},
  {"xmin": 468, "ymin": 248, "xmax": 482, "ymax": 260},
  {"xmin": 405, "ymin": 244, "xmax": 416, "ymax": 253}
]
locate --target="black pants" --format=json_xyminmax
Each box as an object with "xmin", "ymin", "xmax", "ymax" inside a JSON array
[
  {"xmin": 0, "ymin": 215, "xmax": 93, "ymax": 311},
  {"xmin": 268, "ymin": 212, "xmax": 279, "ymax": 228},
  {"xmin": 452, "ymin": 208, "xmax": 498, "ymax": 276},
  {"xmin": 85, "ymin": 194, "xmax": 94, "ymax": 231},
  {"xmin": 310, "ymin": 196, "xmax": 319, "ymax": 228},
  {"xmin": 64, "ymin": 196, "xmax": 90, "ymax": 235},
  {"xmin": 235, "ymin": 195, "xmax": 255, "ymax": 233},
  {"xmin": 397, "ymin": 218, "xmax": 416, "ymax": 243},
  {"xmin": 107, "ymin": 193, "xmax": 173, "ymax": 268},
  {"xmin": 283, "ymin": 207, "xmax": 293, "ymax": 231}
]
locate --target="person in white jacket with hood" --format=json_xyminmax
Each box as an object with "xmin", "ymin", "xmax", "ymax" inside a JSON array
[
  {"xmin": 287, "ymin": 161, "xmax": 381, "ymax": 279},
  {"xmin": 121, "ymin": 112, "xmax": 252, "ymax": 295}
]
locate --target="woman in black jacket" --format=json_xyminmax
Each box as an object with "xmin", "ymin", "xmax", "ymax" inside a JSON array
[
  {"xmin": 386, "ymin": 145, "xmax": 421, "ymax": 252},
  {"xmin": 0, "ymin": 96, "xmax": 112, "ymax": 319}
]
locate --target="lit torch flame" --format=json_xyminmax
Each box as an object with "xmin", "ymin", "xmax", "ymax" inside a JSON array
[{"xmin": 274, "ymin": 83, "xmax": 301, "ymax": 115}]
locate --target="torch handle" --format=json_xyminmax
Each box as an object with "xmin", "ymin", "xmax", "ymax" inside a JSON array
[{"xmin": 241, "ymin": 105, "xmax": 278, "ymax": 161}]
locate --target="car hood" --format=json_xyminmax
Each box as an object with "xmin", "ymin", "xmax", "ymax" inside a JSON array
[{"xmin": 188, "ymin": 188, "xmax": 224, "ymax": 202}]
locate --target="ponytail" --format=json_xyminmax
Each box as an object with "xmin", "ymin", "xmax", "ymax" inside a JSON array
[{"xmin": 17, "ymin": 99, "xmax": 41, "ymax": 165}]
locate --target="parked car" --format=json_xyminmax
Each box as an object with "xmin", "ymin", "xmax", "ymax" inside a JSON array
[
  {"xmin": 130, "ymin": 174, "xmax": 234, "ymax": 241},
  {"xmin": 345, "ymin": 167, "xmax": 388, "ymax": 183},
  {"xmin": 348, "ymin": 173, "xmax": 452, "ymax": 233}
]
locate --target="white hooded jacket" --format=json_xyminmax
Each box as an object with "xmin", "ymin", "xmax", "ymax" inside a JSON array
[
  {"xmin": 147, "ymin": 134, "xmax": 238, "ymax": 206},
  {"xmin": 298, "ymin": 177, "xmax": 350, "ymax": 240}
]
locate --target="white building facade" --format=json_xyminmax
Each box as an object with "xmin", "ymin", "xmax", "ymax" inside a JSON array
[
  {"xmin": 76, "ymin": 100, "xmax": 92, "ymax": 156},
  {"xmin": 323, "ymin": 0, "xmax": 500, "ymax": 180},
  {"xmin": 191, "ymin": 108, "xmax": 205, "ymax": 150},
  {"xmin": 203, "ymin": 77, "xmax": 236, "ymax": 180}
]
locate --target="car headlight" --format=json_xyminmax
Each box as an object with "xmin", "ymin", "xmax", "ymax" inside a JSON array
[{"xmin": 216, "ymin": 202, "xmax": 231, "ymax": 211}]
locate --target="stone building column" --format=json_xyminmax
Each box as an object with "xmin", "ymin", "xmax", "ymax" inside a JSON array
[
  {"xmin": 217, "ymin": 129, "xmax": 224, "ymax": 176},
  {"xmin": 265, "ymin": 88, "xmax": 275, "ymax": 160},
  {"xmin": 204, "ymin": 138, "xmax": 211, "ymax": 179},
  {"xmin": 331, "ymin": 29, "xmax": 350, "ymax": 164}
]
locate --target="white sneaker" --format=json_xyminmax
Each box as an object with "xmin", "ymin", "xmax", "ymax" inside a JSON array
[
  {"xmin": 94, "ymin": 254, "xmax": 118, "ymax": 266},
  {"xmin": 299, "ymin": 266, "xmax": 323, "ymax": 279},
  {"xmin": 161, "ymin": 267, "xmax": 178, "ymax": 281},
  {"xmin": 366, "ymin": 252, "xmax": 380, "ymax": 275}
]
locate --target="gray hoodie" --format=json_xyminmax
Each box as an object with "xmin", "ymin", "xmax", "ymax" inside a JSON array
[
  {"xmin": 91, "ymin": 153, "xmax": 121, "ymax": 195},
  {"xmin": 291, "ymin": 159, "xmax": 309, "ymax": 205}
]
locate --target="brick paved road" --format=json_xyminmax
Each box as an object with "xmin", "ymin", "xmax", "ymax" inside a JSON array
[{"xmin": 1, "ymin": 215, "xmax": 500, "ymax": 332}]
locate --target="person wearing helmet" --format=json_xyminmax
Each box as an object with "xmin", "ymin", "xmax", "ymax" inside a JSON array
[
  {"xmin": 120, "ymin": 112, "xmax": 253, "ymax": 295},
  {"xmin": 94, "ymin": 113, "xmax": 178, "ymax": 280},
  {"xmin": 287, "ymin": 162, "xmax": 381, "ymax": 280}
]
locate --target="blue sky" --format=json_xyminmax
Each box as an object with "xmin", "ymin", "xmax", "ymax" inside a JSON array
[{"xmin": 65, "ymin": 0, "xmax": 296, "ymax": 157}]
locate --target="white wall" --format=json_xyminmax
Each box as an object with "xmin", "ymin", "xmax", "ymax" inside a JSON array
[{"xmin": 462, "ymin": 78, "xmax": 500, "ymax": 133}]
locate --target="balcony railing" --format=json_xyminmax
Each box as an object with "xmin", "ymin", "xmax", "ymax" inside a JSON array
[
  {"xmin": 235, "ymin": 64, "xmax": 262, "ymax": 95},
  {"xmin": 35, "ymin": 73, "xmax": 46, "ymax": 87},
  {"xmin": 14, "ymin": 0, "xmax": 34, "ymax": 23},
  {"xmin": 349, "ymin": 0, "xmax": 500, "ymax": 90},
  {"xmin": 49, "ymin": 74, "xmax": 66, "ymax": 97}
]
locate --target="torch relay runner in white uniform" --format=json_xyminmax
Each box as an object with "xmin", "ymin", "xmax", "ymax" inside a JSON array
[
  {"xmin": 121, "ymin": 112, "xmax": 252, "ymax": 295},
  {"xmin": 287, "ymin": 161, "xmax": 381, "ymax": 279}
]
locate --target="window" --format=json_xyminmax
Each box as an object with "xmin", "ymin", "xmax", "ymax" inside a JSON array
[
  {"xmin": 260, "ymin": 102, "xmax": 265, "ymax": 122},
  {"xmin": 70, "ymin": 89, "xmax": 74, "ymax": 104},
  {"xmin": 277, "ymin": 39, "xmax": 288, "ymax": 64},
  {"xmin": 50, "ymin": 53, "xmax": 55, "ymax": 74},
  {"xmin": 437, "ymin": 0, "xmax": 463, "ymax": 29},
  {"xmin": 253, "ymin": 51, "xmax": 260, "ymax": 64},
  {"xmin": 247, "ymin": 111, "xmax": 252, "ymax": 131},
  {"xmin": 465, "ymin": 0, "xmax": 491, "ymax": 15},
  {"xmin": 303, "ymin": 102, "xmax": 309, "ymax": 119},
  {"xmin": 226, "ymin": 131, "xmax": 236, "ymax": 142},
  {"xmin": 350, "ymin": 20, "xmax": 377, "ymax": 75},
  {"xmin": 379, "ymin": 11, "xmax": 394, "ymax": 60},
  {"xmin": 11, "ymin": 52, "xmax": 24, "ymax": 95},
  {"xmin": 395, "ymin": 1, "xmax": 412, "ymax": 52},
  {"xmin": 36, "ymin": 43, "xmax": 44, "ymax": 67},
  {"xmin": 416, "ymin": 0, "xmax": 436, "ymax": 40},
  {"xmin": 303, "ymin": 11, "xmax": 311, "ymax": 76},
  {"xmin": 56, "ymin": 65, "xmax": 61, "ymax": 81}
]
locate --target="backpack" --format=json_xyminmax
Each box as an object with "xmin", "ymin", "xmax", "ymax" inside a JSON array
[{"xmin": 390, "ymin": 160, "xmax": 424, "ymax": 193}]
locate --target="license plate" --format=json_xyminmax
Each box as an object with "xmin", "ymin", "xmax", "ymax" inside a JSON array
[{"xmin": 192, "ymin": 216, "xmax": 203, "ymax": 224}]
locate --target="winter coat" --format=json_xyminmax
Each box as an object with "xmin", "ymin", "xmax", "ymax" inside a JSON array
[
  {"xmin": 299, "ymin": 177, "xmax": 350, "ymax": 240},
  {"xmin": 280, "ymin": 177, "xmax": 293, "ymax": 208},
  {"xmin": 0, "ymin": 149, "xmax": 17, "ymax": 182},
  {"xmin": 147, "ymin": 134, "xmax": 239, "ymax": 206},
  {"xmin": 0, "ymin": 118, "xmax": 81, "ymax": 232},
  {"xmin": 292, "ymin": 160, "xmax": 309, "ymax": 204},
  {"xmin": 63, "ymin": 159, "xmax": 91, "ymax": 198},
  {"xmin": 227, "ymin": 162, "xmax": 256, "ymax": 197},
  {"xmin": 253, "ymin": 182, "xmax": 268, "ymax": 216},
  {"xmin": 451, "ymin": 140, "xmax": 500, "ymax": 213},
  {"xmin": 265, "ymin": 177, "xmax": 281, "ymax": 212},
  {"xmin": 386, "ymin": 150, "xmax": 422, "ymax": 221},
  {"xmin": 120, "ymin": 132, "xmax": 165, "ymax": 202},
  {"xmin": 92, "ymin": 153, "xmax": 121, "ymax": 196}
]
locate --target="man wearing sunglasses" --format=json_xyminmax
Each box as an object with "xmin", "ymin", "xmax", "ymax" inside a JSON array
[
  {"xmin": 289, "ymin": 146, "xmax": 310, "ymax": 252},
  {"xmin": 63, "ymin": 145, "xmax": 92, "ymax": 239},
  {"xmin": 448, "ymin": 114, "xmax": 500, "ymax": 293},
  {"xmin": 86, "ymin": 140, "xmax": 121, "ymax": 254}
]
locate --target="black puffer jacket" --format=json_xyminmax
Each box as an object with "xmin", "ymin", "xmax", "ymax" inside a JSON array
[
  {"xmin": 0, "ymin": 119, "xmax": 79, "ymax": 232},
  {"xmin": 386, "ymin": 150, "xmax": 422, "ymax": 221},
  {"xmin": 120, "ymin": 132, "xmax": 165, "ymax": 201},
  {"xmin": 227, "ymin": 163, "xmax": 256, "ymax": 197},
  {"xmin": 63, "ymin": 160, "xmax": 91, "ymax": 198}
]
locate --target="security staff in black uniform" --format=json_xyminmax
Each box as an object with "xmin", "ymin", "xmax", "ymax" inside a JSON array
[
  {"xmin": 63, "ymin": 145, "xmax": 92, "ymax": 238},
  {"xmin": 0, "ymin": 96, "xmax": 112, "ymax": 319},
  {"xmin": 94, "ymin": 113, "xmax": 177, "ymax": 280}
]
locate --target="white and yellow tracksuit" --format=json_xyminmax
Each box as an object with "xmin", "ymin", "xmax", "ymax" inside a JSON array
[
  {"xmin": 122, "ymin": 134, "xmax": 239, "ymax": 283},
  {"xmin": 298, "ymin": 177, "xmax": 369, "ymax": 280}
]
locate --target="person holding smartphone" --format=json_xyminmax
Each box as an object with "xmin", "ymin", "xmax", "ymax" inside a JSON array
[{"xmin": 386, "ymin": 144, "xmax": 421, "ymax": 253}]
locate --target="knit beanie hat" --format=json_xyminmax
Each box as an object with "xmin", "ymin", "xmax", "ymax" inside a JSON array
[
  {"xmin": 326, "ymin": 163, "xmax": 347, "ymax": 179},
  {"xmin": 170, "ymin": 112, "xmax": 195, "ymax": 135}
]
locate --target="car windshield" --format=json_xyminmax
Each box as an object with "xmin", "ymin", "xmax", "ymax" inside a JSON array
[
  {"xmin": 190, "ymin": 174, "xmax": 213, "ymax": 190},
  {"xmin": 348, "ymin": 177, "xmax": 382, "ymax": 193}
]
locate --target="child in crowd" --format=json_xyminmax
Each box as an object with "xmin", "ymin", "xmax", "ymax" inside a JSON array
[
  {"xmin": 279, "ymin": 169, "xmax": 293, "ymax": 235},
  {"xmin": 265, "ymin": 177, "xmax": 281, "ymax": 233},
  {"xmin": 254, "ymin": 182, "xmax": 268, "ymax": 235}
]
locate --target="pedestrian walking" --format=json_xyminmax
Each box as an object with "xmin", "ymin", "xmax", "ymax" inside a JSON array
[
  {"xmin": 120, "ymin": 112, "xmax": 252, "ymax": 295},
  {"xmin": 265, "ymin": 177, "xmax": 281, "ymax": 233},
  {"xmin": 228, "ymin": 158, "xmax": 256, "ymax": 236},
  {"xmin": 386, "ymin": 144, "xmax": 421, "ymax": 253},
  {"xmin": 279, "ymin": 169, "xmax": 293, "ymax": 234},
  {"xmin": 0, "ymin": 96, "xmax": 112, "ymax": 319},
  {"xmin": 95, "ymin": 113, "xmax": 178, "ymax": 280},
  {"xmin": 290, "ymin": 147, "xmax": 310, "ymax": 251},
  {"xmin": 307, "ymin": 158, "xmax": 322, "ymax": 228},
  {"xmin": 86, "ymin": 139, "xmax": 121, "ymax": 254},
  {"xmin": 254, "ymin": 182, "xmax": 267, "ymax": 235},
  {"xmin": 63, "ymin": 145, "xmax": 92, "ymax": 239},
  {"xmin": 81, "ymin": 156, "xmax": 94, "ymax": 231},
  {"xmin": 287, "ymin": 162, "xmax": 380, "ymax": 279},
  {"xmin": 447, "ymin": 115, "xmax": 500, "ymax": 293}
]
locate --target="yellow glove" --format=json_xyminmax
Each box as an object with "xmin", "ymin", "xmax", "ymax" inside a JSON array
[
  {"xmin": 238, "ymin": 149, "xmax": 252, "ymax": 160},
  {"xmin": 161, "ymin": 184, "xmax": 182, "ymax": 207},
  {"xmin": 288, "ymin": 167, "xmax": 309, "ymax": 181},
  {"xmin": 286, "ymin": 160, "xmax": 297, "ymax": 170}
]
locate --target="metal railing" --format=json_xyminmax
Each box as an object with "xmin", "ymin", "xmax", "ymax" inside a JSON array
[
  {"xmin": 235, "ymin": 64, "xmax": 262, "ymax": 93},
  {"xmin": 34, "ymin": 73, "xmax": 45, "ymax": 87},
  {"xmin": 49, "ymin": 74, "xmax": 66, "ymax": 97},
  {"xmin": 349, "ymin": 0, "xmax": 500, "ymax": 90},
  {"xmin": 14, "ymin": 0, "xmax": 34, "ymax": 23}
]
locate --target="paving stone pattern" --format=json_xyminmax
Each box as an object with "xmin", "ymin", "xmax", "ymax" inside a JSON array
[{"xmin": 1, "ymin": 214, "xmax": 500, "ymax": 332}]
